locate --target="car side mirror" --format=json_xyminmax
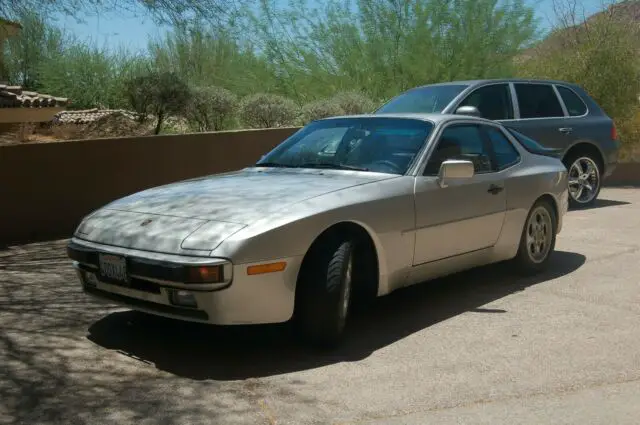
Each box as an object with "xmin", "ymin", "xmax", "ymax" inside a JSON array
[
  {"xmin": 437, "ymin": 159, "xmax": 474, "ymax": 188},
  {"xmin": 455, "ymin": 105, "xmax": 482, "ymax": 118}
]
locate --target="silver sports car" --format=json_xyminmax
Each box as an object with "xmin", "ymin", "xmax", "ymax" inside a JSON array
[{"xmin": 67, "ymin": 113, "xmax": 569, "ymax": 347}]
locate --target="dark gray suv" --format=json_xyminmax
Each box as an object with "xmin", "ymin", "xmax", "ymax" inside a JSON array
[{"xmin": 376, "ymin": 79, "xmax": 621, "ymax": 208}]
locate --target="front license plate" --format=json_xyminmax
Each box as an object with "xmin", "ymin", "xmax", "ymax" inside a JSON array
[{"xmin": 98, "ymin": 253, "xmax": 129, "ymax": 283}]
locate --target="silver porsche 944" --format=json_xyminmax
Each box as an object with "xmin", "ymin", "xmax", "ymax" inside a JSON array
[{"xmin": 67, "ymin": 113, "xmax": 569, "ymax": 347}]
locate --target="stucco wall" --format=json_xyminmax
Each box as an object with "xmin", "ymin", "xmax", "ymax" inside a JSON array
[
  {"xmin": 0, "ymin": 127, "xmax": 638, "ymax": 246},
  {"xmin": 0, "ymin": 127, "xmax": 300, "ymax": 245}
]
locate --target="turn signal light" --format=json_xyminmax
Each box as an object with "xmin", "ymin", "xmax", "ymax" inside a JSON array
[
  {"xmin": 185, "ymin": 265, "xmax": 222, "ymax": 283},
  {"xmin": 247, "ymin": 262, "xmax": 287, "ymax": 275}
]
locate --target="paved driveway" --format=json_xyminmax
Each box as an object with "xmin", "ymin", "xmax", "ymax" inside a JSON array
[{"xmin": 1, "ymin": 188, "xmax": 639, "ymax": 425}]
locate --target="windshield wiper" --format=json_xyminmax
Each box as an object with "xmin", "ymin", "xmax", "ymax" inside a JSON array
[
  {"xmin": 254, "ymin": 162, "xmax": 292, "ymax": 168},
  {"xmin": 296, "ymin": 162, "xmax": 370, "ymax": 171}
]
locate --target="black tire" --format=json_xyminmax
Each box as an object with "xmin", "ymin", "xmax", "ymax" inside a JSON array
[
  {"xmin": 294, "ymin": 238, "xmax": 354, "ymax": 348},
  {"xmin": 513, "ymin": 199, "xmax": 557, "ymax": 276},
  {"xmin": 563, "ymin": 151, "xmax": 602, "ymax": 209}
]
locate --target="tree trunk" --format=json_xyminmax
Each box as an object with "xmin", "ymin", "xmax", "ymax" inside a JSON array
[{"xmin": 154, "ymin": 111, "xmax": 165, "ymax": 135}]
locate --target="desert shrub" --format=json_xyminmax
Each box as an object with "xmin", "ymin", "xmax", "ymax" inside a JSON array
[
  {"xmin": 239, "ymin": 93, "xmax": 298, "ymax": 128},
  {"xmin": 124, "ymin": 70, "xmax": 191, "ymax": 134},
  {"xmin": 616, "ymin": 107, "xmax": 640, "ymax": 162},
  {"xmin": 330, "ymin": 91, "xmax": 376, "ymax": 115},
  {"xmin": 187, "ymin": 86, "xmax": 238, "ymax": 131},
  {"xmin": 300, "ymin": 99, "xmax": 345, "ymax": 124}
]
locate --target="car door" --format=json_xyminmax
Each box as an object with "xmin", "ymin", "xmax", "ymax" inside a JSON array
[
  {"xmin": 412, "ymin": 122, "xmax": 507, "ymax": 266},
  {"xmin": 505, "ymin": 82, "xmax": 569, "ymax": 150}
]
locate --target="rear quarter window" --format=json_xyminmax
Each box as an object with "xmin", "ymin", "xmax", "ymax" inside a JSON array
[
  {"xmin": 556, "ymin": 85, "xmax": 588, "ymax": 116},
  {"xmin": 514, "ymin": 83, "xmax": 565, "ymax": 118}
]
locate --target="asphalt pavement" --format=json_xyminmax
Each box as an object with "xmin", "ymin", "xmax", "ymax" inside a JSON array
[{"xmin": 1, "ymin": 188, "xmax": 639, "ymax": 425}]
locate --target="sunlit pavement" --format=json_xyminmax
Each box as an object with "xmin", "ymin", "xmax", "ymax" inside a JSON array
[{"xmin": 2, "ymin": 188, "xmax": 640, "ymax": 425}]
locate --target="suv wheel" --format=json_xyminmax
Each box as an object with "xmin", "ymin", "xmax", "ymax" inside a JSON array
[{"xmin": 564, "ymin": 152, "xmax": 601, "ymax": 208}]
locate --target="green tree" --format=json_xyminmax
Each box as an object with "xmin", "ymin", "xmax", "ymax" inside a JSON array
[
  {"xmin": 148, "ymin": 23, "xmax": 278, "ymax": 97},
  {"xmin": 1, "ymin": 0, "xmax": 247, "ymax": 28},
  {"xmin": 124, "ymin": 70, "xmax": 191, "ymax": 134},
  {"xmin": 250, "ymin": 0, "xmax": 539, "ymax": 102},
  {"xmin": 39, "ymin": 43, "xmax": 142, "ymax": 109},
  {"xmin": 2, "ymin": 9, "xmax": 66, "ymax": 90}
]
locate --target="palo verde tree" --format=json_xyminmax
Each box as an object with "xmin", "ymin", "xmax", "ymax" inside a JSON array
[
  {"xmin": 2, "ymin": 9, "xmax": 66, "ymax": 90},
  {"xmin": 0, "ymin": 0, "xmax": 248, "ymax": 28},
  {"xmin": 250, "ymin": 0, "xmax": 539, "ymax": 102}
]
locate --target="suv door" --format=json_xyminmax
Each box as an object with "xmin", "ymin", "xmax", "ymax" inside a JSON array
[
  {"xmin": 505, "ymin": 82, "xmax": 569, "ymax": 150},
  {"xmin": 413, "ymin": 122, "xmax": 507, "ymax": 265}
]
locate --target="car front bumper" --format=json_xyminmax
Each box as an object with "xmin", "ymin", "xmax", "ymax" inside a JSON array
[{"xmin": 68, "ymin": 238, "xmax": 302, "ymax": 325}]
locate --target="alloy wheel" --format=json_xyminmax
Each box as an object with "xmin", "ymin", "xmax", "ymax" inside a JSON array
[
  {"xmin": 568, "ymin": 156, "xmax": 600, "ymax": 205},
  {"xmin": 526, "ymin": 206, "xmax": 553, "ymax": 264}
]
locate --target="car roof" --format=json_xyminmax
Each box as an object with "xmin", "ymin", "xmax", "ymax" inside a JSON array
[
  {"xmin": 410, "ymin": 78, "xmax": 579, "ymax": 89},
  {"xmin": 316, "ymin": 112, "xmax": 494, "ymax": 125}
]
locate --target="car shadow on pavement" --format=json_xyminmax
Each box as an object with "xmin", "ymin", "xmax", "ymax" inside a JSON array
[
  {"xmin": 86, "ymin": 250, "xmax": 585, "ymax": 381},
  {"xmin": 571, "ymin": 198, "xmax": 631, "ymax": 211}
]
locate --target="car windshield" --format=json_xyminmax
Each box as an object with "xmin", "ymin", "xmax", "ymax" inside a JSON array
[
  {"xmin": 375, "ymin": 84, "xmax": 469, "ymax": 114},
  {"xmin": 256, "ymin": 117, "xmax": 434, "ymax": 175}
]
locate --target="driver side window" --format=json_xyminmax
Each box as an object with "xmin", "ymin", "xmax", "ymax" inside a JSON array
[{"xmin": 423, "ymin": 124, "xmax": 493, "ymax": 176}]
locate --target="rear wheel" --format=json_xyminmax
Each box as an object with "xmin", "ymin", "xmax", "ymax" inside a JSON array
[
  {"xmin": 294, "ymin": 238, "xmax": 354, "ymax": 348},
  {"xmin": 564, "ymin": 152, "xmax": 601, "ymax": 208},
  {"xmin": 513, "ymin": 199, "xmax": 557, "ymax": 275}
]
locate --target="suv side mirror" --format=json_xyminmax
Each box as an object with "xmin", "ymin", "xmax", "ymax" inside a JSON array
[
  {"xmin": 455, "ymin": 105, "xmax": 482, "ymax": 118},
  {"xmin": 437, "ymin": 159, "xmax": 474, "ymax": 188}
]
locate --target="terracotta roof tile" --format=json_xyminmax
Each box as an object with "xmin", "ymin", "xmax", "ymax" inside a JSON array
[
  {"xmin": 54, "ymin": 109, "xmax": 141, "ymax": 124},
  {"xmin": 0, "ymin": 84, "xmax": 68, "ymax": 108}
]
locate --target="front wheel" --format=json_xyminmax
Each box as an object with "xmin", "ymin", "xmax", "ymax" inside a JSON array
[
  {"xmin": 294, "ymin": 239, "xmax": 354, "ymax": 348},
  {"xmin": 513, "ymin": 199, "xmax": 557, "ymax": 275},
  {"xmin": 565, "ymin": 153, "xmax": 601, "ymax": 208}
]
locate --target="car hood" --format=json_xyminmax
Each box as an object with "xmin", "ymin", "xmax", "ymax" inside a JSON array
[
  {"xmin": 103, "ymin": 167, "xmax": 396, "ymax": 224},
  {"xmin": 75, "ymin": 168, "xmax": 397, "ymax": 253}
]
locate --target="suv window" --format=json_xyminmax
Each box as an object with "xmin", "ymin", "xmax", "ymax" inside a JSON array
[
  {"xmin": 482, "ymin": 125, "xmax": 521, "ymax": 170},
  {"xmin": 514, "ymin": 83, "xmax": 565, "ymax": 118},
  {"xmin": 424, "ymin": 124, "xmax": 493, "ymax": 175},
  {"xmin": 458, "ymin": 84, "xmax": 514, "ymax": 120},
  {"xmin": 556, "ymin": 85, "xmax": 587, "ymax": 116}
]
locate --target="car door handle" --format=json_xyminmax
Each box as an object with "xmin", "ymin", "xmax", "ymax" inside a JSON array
[
  {"xmin": 558, "ymin": 127, "xmax": 573, "ymax": 134},
  {"xmin": 487, "ymin": 184, "xmax": 504, "ymax": 195}
]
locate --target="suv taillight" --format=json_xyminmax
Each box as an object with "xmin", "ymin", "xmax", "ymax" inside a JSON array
[{"xmin": 611, "ymin": 122, "xmax": 618, "ymax": 140}]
